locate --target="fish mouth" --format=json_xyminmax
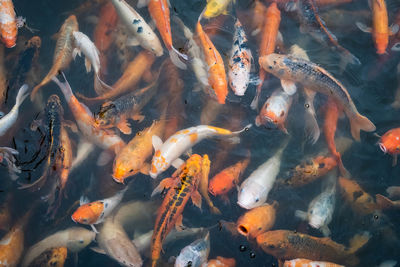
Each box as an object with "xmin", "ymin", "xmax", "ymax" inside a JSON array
[
  {"xmin": 71, "ymin": 216, "xmax": 77, "ymax": 223},
  {"xmin": 309, "ymin": 221, "xmax": 320, "ymax": 229},
  {"xmin": 237, "ymin": 224, "xmax": 249, "ymax": 236},
  {"xmin": 379, "ymin": 143, "xmax": 387, "ymax": 153},
  {"xmin": 237, "ymin": 201, "xmax": 252, "ymax": 210}
]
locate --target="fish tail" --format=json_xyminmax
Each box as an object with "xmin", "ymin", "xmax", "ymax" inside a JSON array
[
  {"xmin": 231, "ymin": 124, "xmax": 253, "ymax": 135},
  {"xmin": 347, "ymin": 231, "xmax": 370, "ymax": 254},
  {"xmin": 94, "ymin": 73, "xmax": 113, "ymax": 95},
  {"xmin": 375, "ymin": 194, "xmax": 395, "ymax": 210},
  {"xmin": 304, "ymin": 108, "xmax": 320, "ymax": 145},
  {"xmin": 339, "ymin": 48, "xmax": 361, "ymax": 72},
  {"xmin": 336, "ymin": 153, "xmax": 350, "ymax": 178},
  {"xmin": 51, "ymin": 73, "xmax": 74, "ymax": 101},
  {"xmin": 15, "ymin": 84, "xmax": 29, "ymax": 108},
  {"xmin": 250, "ymin": 83, "xmax": 262, "ymax": 110},
  {"xmin": 349, "ymin": 114, "xmax": 376, "ymax": 141},
  {"xmin": 169, "ymin": 47, "xmax": 187, "ymax": 70}
]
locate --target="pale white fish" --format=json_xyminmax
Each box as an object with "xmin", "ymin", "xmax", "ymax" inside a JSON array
[
  {"xmin": 150, "ymin": 124, "xmax": 252, "ymax": 178},
  {"xmin": 387, "ymin": 186, "xmax": 400, "ymax": 199},
  {"xmin": 175, "ymin": 232, "xmax": 210, "ymax": 267},
  {"xmin": 93, "ymin": 217, "xmax": 142, "ymax": 267},
  {"xmin": 295, "ymin": 171, "xmax": 337, "ymax": 236},
  {"xmin": 237, "ymin": 139, "xmax": 289, "ymax": 209},
  {"xmin": 378, "ymin": 260, "xmax": 398, "ymax": 267},
  {"xmin": 0, "ymin": 84, "xmax": 29, "ymax": 136},
  {"xmin": 21, "ymin": 227, "xmax": 95, "ymax": 267},
  {"xmin": 72, "ymin": 31, "xmax": 113, "ymax": 95},
  {"xmin": 174, "ymin": 16, "xmax": 208, "ymax": 86},
  {"xmin": 229, "ymin": 19, "xmax": 253, "ymax": 96},
  {"xmin": 111, "ymin": 0, "xmax": 163, "ymax": 57},
  {"xmin": 70, "ymin": 140, "xmax": 95, "ymax": 172}
]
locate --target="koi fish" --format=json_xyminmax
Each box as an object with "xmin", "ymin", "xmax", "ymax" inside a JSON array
[
  {"xmin": 138, "ymin": 0, "xmax": 188, "ymax": 69},
  {"xmin": 94, "ymin": 75, "xmax": 159, "ymax": 134},
  {"xmin": 228, "ymin": 19, "xmax": 252, "ymax": 96},
  {"xmin": 71, "ymin": 187, "xmax": 128, "ymax": 233},
  {"xmin": 198, "ymin": 154, "xmax": 221, "ymax": 214},
  {"xmin": 21, "ymin": 227, "xmax": 96, "ymax": 267},
  {"xmin": 31, "ymin": 15, "xmax": 78, "ymax": 100},
  {"xmin": 0, "ymin": 84, "xmax": 28, "ymax": 136},
  {"xmin": 0, "ymin": 0, "xmax": 22, "ymax": 48},
  {"xmin": 150, "ymin": 124, "xmax": 251, "ymax": 178},
  {"xmin": 283, "ymin": 258, "xmax": 344, "ymax": 267},
  {"xmin": 208, "ymin": 155, "xmax": 250, "ymax": 203},
  {"xmin": 379, "ymin": 127, "xmax": 400, "ymax": 166},
  {"xmin": 296, "ymin": 0, "xmax": 360, "ymax": 69},
  {"xmin": 77, "ymin": 51, "xmax": 155, "ymax": 102},
  {"xmin": 30, "ymin": 247, "xmax": 68, "ymax": 267},
  {"xmin": 206, "ymin": 257, "xmax": 236, "ymax": 267},
  {"xmin": 256, "ymin": 230, "xmax": 370, "ymax": 266},
  {"xmin": 386, "ymin": 186, "xmax": 400, "ymax": 199},
  {"xmin": 51, "ymin": 74, "xmax": 125, "ymax": 155},
  {"xmin": 255, "ymin": 88, "xmax": 293, "ymax": 134},
  {"xmin": 251, "ymin": 2, "xmax": 281, "ymax": 109},
  {"xmin": 111, "ymin": 0, "xmax": 163, "ymax": 57},
  {"xmin": 249, "ymin": 0, "xmax": 267, "ymax": 37},
  {"xmin": 295, "ymin": 172, "xmax": 337, "ymax": 236},
  {"xmin": 72, "ymin": 31, "xmax": 113, "ymax": 95},
  {"xmin": 260, "ymin": 53, "xmax": 376, "ymax": 141},
  {"xmin": 203, "ymin": 0, "xmax": 234, "ymax": 19},
  {"xmin": 236, "ymin": 201, "xmax": 278, "ymax": 239},
  {"xmin": 375, "ymin": 194, "xmax": 400, "ymax": 210},
  {"xmin": 175, "ymin": 232, "xmax": 210, "ymax": 267},
  {"xmin": 196, "ymin": 13, "xmax": 228, "ymax": 104},
  {"xmin": 356, "ymin": 0, "xmax": 398, "ymax": 54},
  {"xmin": 151, "ymin": 154, "xmax": 207, "ymax": 267},
  {"xmin": 113, "ymin": 119, "xmax": 166, "ymax": 183},
  {"xmin": 237, "ymin": 139, "xmax": 288, "ymax": 209}
]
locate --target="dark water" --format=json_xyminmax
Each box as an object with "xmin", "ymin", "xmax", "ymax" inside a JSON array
[{"xmin": 1, "ymin": 0, "xmax": 400, "ymax": 266}]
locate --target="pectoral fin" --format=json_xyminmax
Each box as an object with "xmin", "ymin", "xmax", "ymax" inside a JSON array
[
  {"xmin": 280, "ymin": 80, "xmax": 297, "ymax": 95},
  {"xmin": 191, "ymin": 190, "xmax": 202, "ymax": 210},
  {"xmin": 389, "ymin": 24, "xmax": 399, "ymax": 36},
  {"xmin": 356, "ymin": 22, "xmax": 372, "ymax": 33},
  {"xmin": 117, "ymin": 118, "xmax": 132, "ymax": 135},
  {"xmin": 90, "ymin": 247, "xmax": 106, "ymax": 254},
  {"xmin": 84, "ymin": 58, "xmax": 92, "ymax": 73},
  {"xmin": 72, "ymin": 48, "xmax": 81, "ymax": 60},
  {"xmin": 140, "ymin": 163, "xmax": 150, "ymax": 175},
  {"xmin": 294, "ymin": 210, "xmax": 307, "ymax": 220}
]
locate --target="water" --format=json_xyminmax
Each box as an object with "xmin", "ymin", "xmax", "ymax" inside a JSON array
[{"xmin": 1, "ymin": 0, "xmax": 400, "ymax": 266}]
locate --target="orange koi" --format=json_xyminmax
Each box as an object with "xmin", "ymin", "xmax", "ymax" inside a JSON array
[
  {"xmin": 379, "ymin": 127, "xmax": 400, "ymax": 166},
  {"xmin": 251, "ymin": 2, "xmax": 281, "ymax": 109},
  {"xmin": 196, "ymin": 15, "xmax": 228, "ymax": 104},
  {"xmin": 31, "ymin": 15, "xmax": 78, "ymax": 100},
  {"xmin": 207, "ymin": 257, "xmax": 236, "ymax": 267},
  {"xmin": 151, "ymin": 154, "xmax": 206, "ymax": 267},
  {"xmin": 0, "ymin": 0, "xmax": 19, "ymax": 48},
  {"xmin": 356, "ymin": 0, "xmax": 398, "ymax": 55},
  {"xmin": 208, "ymin": 155, "xmax": 250, "ymax": 203}
]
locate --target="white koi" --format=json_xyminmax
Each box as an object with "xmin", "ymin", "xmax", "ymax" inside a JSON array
[
  {"xmin": 0, "ymin": 84, "xmax": 28, "ymax": 136},
  {"xmin": 229, "ymin": 19, "xmax": 252, "ymax": 96},
  {"xmin": 237, "ymin": 139, "xmax": 288, "ymax": 209},
  {"xmin": 150, "ymin": 124, "xmax": 252, "ymax": 178},
  {"xmin": 111, "ymin": 0, "xmax": 163, "ymax": 57},
  {"xmin": 175, "ymin": 232, "xmax": 210, "ymax": 267}
]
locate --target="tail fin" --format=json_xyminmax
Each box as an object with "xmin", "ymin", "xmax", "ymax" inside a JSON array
[
  {"xmin": 15, "ymin": 84, "xmax": 29, "ymax": 108},
  {"xmin": 51, "ymin": 73, "xmax": 73, "ymax": 101},
  {"xmin": 169, "ymin": 47, "xmax": 187, "ymax": 70},
  {"xmin": 349, "ymin": 114, "xmax": 376, "ymax": 141},
  {"xmin": 348, "ymin": 231, "xmax": 370, "ymax": 254},
  {"xmin": 339, "ymin": 49, "xmax": 361, "ymax": 73},
  {"xmin": 250, "ymin": 83, "xmax": 262, "ymax": 110},
  {"xmin": 94, "ymin": 74, "xmax": 113, "ymax": 95},
  {"xmin": 304, "ymin": 108, "xmax": 320, "ymax": 145}
]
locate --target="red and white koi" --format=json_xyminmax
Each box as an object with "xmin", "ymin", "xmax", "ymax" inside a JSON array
[
  {"xmin": 0, "ymin": 84, "xmax": 28, "ymax": 136},
  {"xmin": 229, "ymin": 19, "xmax": 253, "ymax": 96},
  {"xmin": 72, "ymin": 31, "xmax": 113, "ymax": 95},
  {"xmin": 0, "ymin": 0, "xmax": 24, "ymax": 48},
  {"xmin": 255, "ymin": 88, "xmax": 293, "ymax": 134},
  {"xmin": 150, "ymin": 124, "xmax": 251, "ymax": 178},
  {"xmin": 111, "ymin": 0, "xmax": 163, "ymax": 57}
]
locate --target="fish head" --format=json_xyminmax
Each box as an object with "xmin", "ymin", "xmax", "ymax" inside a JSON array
[
  {"xmin": 208, "ymin": 172, "xmax": 231, "ymax": 196},
  {"xmin": 259, "ymin": 53, "xmax": 287, "ymax": 78},
  {"xmin": 379, "ymin": 129, "xmax": 400, "ymax": 155},
  {"xmin": 308, "ymin": 209, "xmax": 325, "ymax": 229},
  {"xmin": 47, "ymin": 94, "xmax": 63, "ymax": 113},
  {"xmin": 229, "ymin": 62, "xmax": 250, "ymax": 96},
  {"xmin": 66, "ymin": 227, "xmax": 96, "ymax": 252},
  {"xmin": 237, "ymin": 180, "xmax": 266, "ymax": 210},
  {"xmin": 71, "ymin": 202, "xmax": 104, "ymax": 225},
  {"xmin": 95, "ymin": 102, "xmax": 117, "ymax": 127},
  {"xmin": 112, "ymin": 164, "xmax": 135, "ymax": 184},
  {"xmin": 256, "ymin": 230, "xmax": 288, "ymax": 258}
]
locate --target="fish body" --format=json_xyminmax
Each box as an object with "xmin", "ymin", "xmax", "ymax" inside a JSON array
[
  {"xmin": 151, "ymin": 154, "xmax": 206, "ymax": 267},
  {"xmin": 113, "ymin": 120, "xmax": 165, "ymax": 183},
  {"xmin": 256, "ymin": 230, "xmax": 370, "ymax": 266},
  {"xmin": 52, "ymin": 75, "xmax": 125, "ymax": 153},
  {"xmin": 283, "ymin": 258, "xmax": 344, "ymax": 267},
  {"xmin": 236, "ymin": 201, "xmax": 277, "ymax": 239},
  {"xmin": 111, "ymin": 0, "xmax": 163, "ymax": 56},
  {"xmin": 198, "ymin": 154, "xmax": 221, "ymax": 214},
  {"xmin": 150, "ymin": 124, "xmax": 250, "ymax": 178},
  {"xmin": 0, "ymin": 220, "xmax": 25, "ymax": 267},
  {"xmin": 297, "ymin": 0, "xmax": 360, "ymax": 67},
  {"xmin": 379, "ymin": 127, "xmax": 400, "ymax": 166},
  {"xmin": 21, "ymin": 227, "xmax": 95, "ymax": 267},
  {"xmin": 0, "ymin": 0, "xmax": 17, "ymax": 48},
  {"xmin": 175, "ymin": 232, "xmax": 210, "ymax": 267},
  {"xmin": 71, "ymin": 187, "xmax": 127, "ymax": 230},
  {"xmin": 206, "ymin": 257, "xmax": 236, "ymax": 267},
  {"xmin": 0, "ymin": 84, "xmax": 28, "ymax": 136},
  {"xmin": 237, "ymin": 140, "xmax": 287, "ymax": 209},
  {"xmin": 255, "ymin": 88, "xmax": 293, "ymax": 133},
  {"xmin": 29, "ymin": 247, "xmax": 68, "ymax": 267},
  {"xmin": 203, "ymin": 0, "xmax": 233, "ymax": 18},
  {"xmin": 229, "ymin": 19, "xmax": 252, "ymax": 96},
  {"xmin": 196, "ymin": 20, "xmax": 228, "ymax": 104},
  {"xmin": 252, "ymin": 2, "xmax": 281, "ymax": 109},
  {"xmin": 31, "ymin": 15, "xmax": 78, "ymax": 100},
  {"xmin": 259, "ymin": 53, "xmax": 376, "ymax": 141},
  {"xmin": 208, "ymin": 156, "xmax": 250, "ymax": 201}
]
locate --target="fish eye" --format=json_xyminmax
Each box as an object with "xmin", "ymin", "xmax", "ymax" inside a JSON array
[
  {"xmin": 255, "ymin": 198, "xmax": 259, "ymax": 202},
  {"xmin": 129, "ymin": 169, "xmax": 134, "ymax": 172},
  {"xmin": 268, "ymin": 245, "xmax": 275, "ymax": 249},
  {"xmin": 240, "ymin": 188, "xmax": 244, "ymax": 192},
  {"xmin": 79, "ymin": 239, "xmax": 84, "ymax": 244},
  {"xmin": 268, "ymin": 65, "xmax": 273, "ymax": 70}
]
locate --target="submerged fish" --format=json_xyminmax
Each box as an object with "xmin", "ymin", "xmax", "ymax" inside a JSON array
[
  {"xmin": 379, "ymin": 127, "xmax": 400, "ymax": 166},
  {"xmin": 206, "ymin": 257, "xmax": 236, "ymax": 267},
  {"xmin": 283, "ymin": 258, "xmax": 344, "ymax": 267},
  {"xmin": 0, "ymin": 84, "xmax": 28, "ymax": 136},
  {"xmin": 30, "ymin": 247, "xmax": 68, "ymax": 267},
  {"xmin": 0, "ymin": 0, "xmax": 20, "ymax": 48},
  {"xmin": 175, "ymin": 232, "xmax": 210, "ymax": 267}
]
